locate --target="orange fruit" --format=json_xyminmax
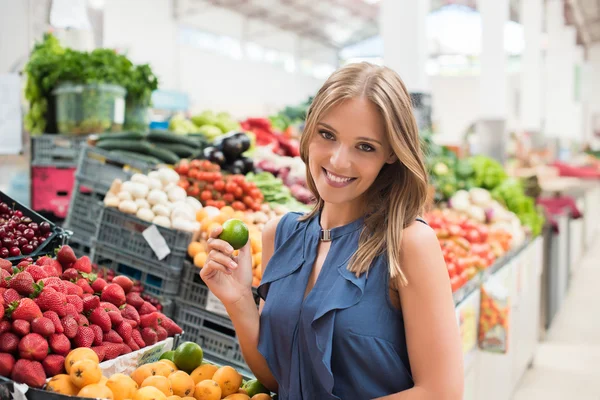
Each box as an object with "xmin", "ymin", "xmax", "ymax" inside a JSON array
[
  {"xmin": 99, "ymin": 376, "xmax": 109, "ymax": 385},
  {"xmin": 168, "ymin": 371, "xmax": 195, "ymax": 397},
  {"xmin": 193, "ymin": 380, "xmax": 221, "ymax": 400},
  {"xmin": 251, "ymin": 395, "xmax": 271, "ymax": 400},
  {"xmin": 131, "ymin": 364, "xmax": 157, "ymax": 387},
  {"xmin": 65, "ymin": 348, "xmax": 99, "ymax": 374},
  {"xmin": 167, "ymin": 396, "xmax": 183, "ymax": 400},
  {"xmin": 188, "ymin": 242, "xmax": 204, "ymax": 258},
  {"xmin": 152, "ymin": 362, "xmax": 176, "ymax": 377},
  {"xmin": 223, "ymin": 394, "xmax": 250, "ymax": 400},
  {"xmin": 193, "ymin": 252, "xmax": 208, "ymax": 268},
  {"xmin": 190, "ymin": 364, "xmax": 219, "ymax": 384},
  {"xmin": 106, "ymin": 373, "xmax": 138, "ymax": 400},
  {"xmin": 141, "ymin": 375, "xmax": 173, "ymax": 396},
  {"xmin": 195, "ymin": 209, "xmax": 208, "ymax": 223},
  {"xmin": 78, "ymin": 383, "xmax": 114, "ymax": 399},
  {"xmin": 45, "ymin": 374, "xmax": 79, "ymax": 395},
  {"xmin": 159, "ymin": 359, "xmax": 178, "ymax": 371},
  {"xmin": 69, "ymin": 359, "xmax": 103, "ymax": 388},
  {"xmin": 212, "ymin": 366, "xmax": 242, "ymax": 397},
  {"xmin": 220, "ymin": 206, "xmax": 234, "ymax": 216},
  {"xmin": 133, "ymin": 386, "xmax": 168, "ymax": 400}
]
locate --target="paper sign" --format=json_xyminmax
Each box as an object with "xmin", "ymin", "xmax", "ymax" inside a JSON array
[
  {"xmin": 142, "ymin": 225, "xmax": 171, "ymax": 260},
  {"xmin": 456, "ymin": 289, "xmax": 480, "ymax": 370},
  {"xmin": 205, "ymin": 291, "xmax": 229, "ymax": 317},
  {"xmin": 137, "ymin": 342, "xmax": 167, "ymax": 367}
]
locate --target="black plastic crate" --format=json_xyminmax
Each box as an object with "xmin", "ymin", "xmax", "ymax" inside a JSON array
[
  {"xmin": 62, "ymin": 177, "xmax": 105, "ymax": 247},
  {"xmin": 91, "ymin": 242, "xmax": 183, "ymax": 297},
  {"xmin": 30, "ymin": 134, "xmax": 89, "ymax": 167},
  {"xmin": 94, "ymin": 207, "xmax": 191, "ymax": 270}
]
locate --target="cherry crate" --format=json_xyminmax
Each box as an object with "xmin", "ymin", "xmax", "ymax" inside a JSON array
[{"xmin": 30, "ymin": 166, "xmax": 76, "ymax": 219}]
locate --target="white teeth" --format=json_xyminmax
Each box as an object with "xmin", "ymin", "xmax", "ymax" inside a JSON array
[{"xmin": 325, "ymin": 170, "xmax": 352, "ymax": 183}]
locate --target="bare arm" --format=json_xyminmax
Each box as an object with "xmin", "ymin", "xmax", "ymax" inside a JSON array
[
  {"xmin": 375, "ymin": 222, "xmax": 463, "ymax": 400},
  {"xmin": 223, "ymin": 216, "xmax": 282, "ymax": 392}
]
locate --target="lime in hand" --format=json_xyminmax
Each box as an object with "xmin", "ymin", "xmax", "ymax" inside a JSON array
[{"xmin": 219, "ymin": 219, "xmax": 249, "ymax": 250}]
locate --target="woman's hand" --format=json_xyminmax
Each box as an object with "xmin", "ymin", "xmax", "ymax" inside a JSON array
[{"xmin": 200, "ymin": 225, "xmax": 253, "ymax": 307}]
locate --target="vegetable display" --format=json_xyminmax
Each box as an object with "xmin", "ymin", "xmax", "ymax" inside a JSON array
[{"xmin": 491, "ymin": 178, "xmax": 545, "ymax": 236}]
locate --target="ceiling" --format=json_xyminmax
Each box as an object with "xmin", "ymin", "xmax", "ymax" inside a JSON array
[
  {"xmin": 175, "ymin": 0, "xmax": 523, "ymax": 50},
  {"xmin": 565, "ymin": 0, "xmax": 600, "ymax": 45}
]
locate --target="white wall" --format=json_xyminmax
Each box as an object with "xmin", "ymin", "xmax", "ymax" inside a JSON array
[
  {"xmin": 0, "ymin": 0, "xmax": 31, "ymax": 74},
  {"xmin": 585, "ymin": 43, "xmax": 600, "ymax": 148}
]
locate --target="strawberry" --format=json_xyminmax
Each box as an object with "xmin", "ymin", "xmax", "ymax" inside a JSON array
[
  {"xmin": 43, "ymin": 311, "xmax": 64, "ymax": 333},
  {"xmin": 9, "ymin": 298, "xmax": 42, "ymax": 322},
  {"xmin": 2, "ymin": 288, "xmax": 20, "ymax": 304},
  {"xmin": 11, "ymin": 359, "xmax": 46, "ymax": 388},
  {"xmin": 155, "ymin": 326, "xmax": 168, "ymax": 341},
  {"xmin": 116, "ymin": 321, "xmax": 132, "ymax": 342},
  {"xmin": 73, "ymin": 326, "xmax": 94, "ymax": 348},
  {"xmin": 76, "ymin": 279, "xmax": 94, "ymax": 294},
  {"xmin": 89, "ymin": 308, "xmax": 112, "ymax": 333},
  {"xmin": 0, "ymin": 305, "xmax": 3, "ymax": 320},
  {"xmin": 0, "ymin": 259, "xmax": 12, "ymax": 273},
  {"xmin": 138, "ymin": 301, "xmax": 158, "ymax": 316},
  {"xmin": 61, "ymin": 268, "xmax": 79, "ymax": 281},
  {"xmin": 140, "ymin": 312, "xmax": 159, "ymax": 329},
  {"xmin": 126, "ymin": 338, "xmax": 140, "ymax": 352},
  {"xmin": 18, "ymin": 333, "xmax": 49, "ymax": 361},
  {"xmin": 40, "ymin": 277, "xmax": 66, "ymax": 293},
  {"xmin": 120, "ymin": 304, "xmax": 141, "ymax": 324},
  {"xmin": 42, "ymin": 261, "xmax": 61, "ymax": 277},
  {"xmin": 73, "ymin": 256, "xmax": 92, "ymax": 273},
  {"xmin": 102, "ymin": 342, "xmax": 123, "ymax": 360},
  {"xmin": 42, "ymin": 354, "xmax": 65, "ymax": 376},
  {"xmin": 63, "ymin": 281, "xmax": 83, "ymax": 297},
  {"xmin": 0, "ymin": 332, "xmax": 20, "ymax": 353},
  {"xmin": 16, "ymin": 260, "xmax": 31, "ymax": 269},
  {"xmin": 108, "ymin": 310, "xmax": 124, "ymax": 327},
  {"xmin": 36, "ymin": 287, "xmax": 67, "ymax": 317},
  {"xmin": 83, "ymin": 295, "xmax": 100, "ymax": 312},
  {"xmin": 112, "ymin": 276, "xmax": 133, "ymax": 294},
  {"xmin": 0, "ymin": 320, "xmax": 11, "ymax": 335},
  {"xmin": 0, "ymin": 269, "xmax": 10, "ymax": 288},
  {"xmin": 89, "ymin": 324, "xmax": 103, "ymax": 346},
  {"xmin": 0, "ymin": 353, "xmax": 15, "ymax": 377},
  {"xmin": 157, "ymin": 314, "xmax": 183, "ymax": 336},
  {"xmin": 121, "ymin": 344, "xmax": 132, "ymax": 355},
  {"xmin": 140, "ymin": 327, "xmax": 158, "ymax": 346},
  {"xmin": 124, "ymin": 319, "xmax": 138, "ymax": 329},
  {"xmin": 24, "ymin": 265, "xmax": 48, "ymax": 282},
  {"xmin": 126, "ymin": 292, "xmax": 144, "ymax": 308},
  {"xmin": 8, "ymin": 271, "xmax": 35, "ymax": 296},
  {"xmin": 91, "ymin": 277, "xmax": 107, "ymax": 293},
  {"xmin": 31, "ymin": 317, "xmax": 55, "ymax": 337},
  {"xmin": 101, "ymin": 284, "xmax": 126, "ymax": 307},
  {"xmin": 60, "ymin": 316, "xmax": 78, "ymax": 339},
  {"xmin": 66, "ymin": 295, "xmax": 83, "ymax": 313},
  {"xmin": 48, "ymin": 333, "xmax": 71, "ymax": 356},
  {"xmin": 76, "ymin": 314, "xmax": 89, "ymax": 327},
  {"xmin": 12, "ymin": 319, "xmax": 30, "ymax": 336},
  {"xmin": 100, "ymin": 302, "xmax": 120, "ymax": 313},
  {"xmin": 131, "ymin": 329, "xmax": 145, "ymax": 348},
  {"xmin": 103, "ymin": 329, "xmax": 123, "ymax": 344},
  {"xmin": 91, "ymin": 345, "xmax": 106, "ymax": 362},
  {"xmin": 56, "ymin": 245, "xmax": 77, "ymax": 268},
  {"xmin": 35, "ymin": 256, "xmax": 52, "ymax": 266},
  {"xmin": 64, "ymin": 303, "xmax": 78, "ymax": 317}
]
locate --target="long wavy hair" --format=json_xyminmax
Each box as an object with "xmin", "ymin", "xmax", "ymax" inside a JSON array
[{"xmin": 299, "ymin": 62, "xmax": 429, "ymax": 285}]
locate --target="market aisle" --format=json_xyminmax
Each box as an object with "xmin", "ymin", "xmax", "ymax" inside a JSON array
[{"xmin": 512, "ymin": 234, "xmax": 600, "ymax": 400}]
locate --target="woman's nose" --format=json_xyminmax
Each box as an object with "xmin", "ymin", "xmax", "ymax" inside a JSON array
[{"xmin": 330, "ymin": 145, "xmax": 352, "ymax": 170}]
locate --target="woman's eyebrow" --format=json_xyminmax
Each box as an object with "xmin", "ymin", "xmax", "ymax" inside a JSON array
[
  {"xmin": 318, "ymin": 122, "xmax": 383, "ymax": 146},
  {"xmin": 318, "ymin": 122, "xmax": 337, "ymax": 132}
]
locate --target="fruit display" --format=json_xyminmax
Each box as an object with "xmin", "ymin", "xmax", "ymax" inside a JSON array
[
  {"xmin": 241, "ymin": 118, "xmax": 300, "ymax": 158},
  {"xmin": 0, "ymin": 201, "xmax": 53, "ymax": 259},
  {"xmin": 202, "ymin": 132, "xmax": 255, "ymax": 175},
  {"xmin": 176, "ymin": 160, "xmax": 265, "ymax": 211},
  {"xmin": 0, "ymin": 245, "xmax": 183, "ymax": 388},
  {"xmin": 104, "ymin": 168, "xmax": 203, "ymax": 232}
]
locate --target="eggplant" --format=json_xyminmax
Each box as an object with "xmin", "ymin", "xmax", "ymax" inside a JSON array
[
  {"xmin": 241, "ymin": 157, "xmax": 254, "ymax": 173},
  {"xmin": 204, "ymin": 146, "xmax": 226, "ymax": 165},
  {"xmin": 234, "ymin": 133, "xmax": 251, "ymax": 152},
  {"xmin": 232, "ymin": 159, "xmax": 246, "ymax": 172},
  {"xmin": 222, "ymin": 137, "xmax": 244, "ymax": 161}
]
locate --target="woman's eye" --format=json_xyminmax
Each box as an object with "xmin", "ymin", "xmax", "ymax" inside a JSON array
[
  {"xmin": 319, "ymin": 130, "xmax": 335, "ymax": 140},
  {"xmin": 358, "ymin": 143, "xmax": 375, "ymax": 152}
]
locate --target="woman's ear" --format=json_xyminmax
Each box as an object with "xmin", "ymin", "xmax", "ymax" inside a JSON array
[{"xmin": 386, "ymin": 152, "xmax": 397, "ymax": 164}]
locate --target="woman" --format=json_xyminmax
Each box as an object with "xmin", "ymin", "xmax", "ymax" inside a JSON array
[{"xmin": 201, "ymin": 62, "xmax": 464, "ymax": 399}]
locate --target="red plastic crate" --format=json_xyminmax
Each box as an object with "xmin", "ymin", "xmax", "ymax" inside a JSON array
[{"xmin": 30, "ymin": 166, "xmax": 76, "ymax": 219}]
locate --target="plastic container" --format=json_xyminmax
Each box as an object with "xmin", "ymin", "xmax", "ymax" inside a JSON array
[
  {"xmin": 30, "ymin": 166, "xmax": 76, "ymax": 219},
  {"xmin": 53, "ymin": 82, "xmax": 126, "ymax": 135},
  {"xmin": 94, "ymin": 206, "xmax": 191, "ymax": 269},
  {"xmin": 30, "ymin": 134, "xmax": 89, "ymax": 167},
  {"xmin": 92, "ymin": 241, "xmax": 183, "ymax": 297},
  {"xmin": 75, "ymin": 145, "xmax": 154, "ymax": 194},
  {"xmin": 62, "ymin": 176, "xmax": 105, "ymax": 247},
  {"xmin": 124, "ymin": 100, "xmax": 150, "ymax": 131}
]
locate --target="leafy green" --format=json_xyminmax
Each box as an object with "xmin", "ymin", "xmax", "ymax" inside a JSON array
[
  {"xmin": 468, "ymin": 155, "xmax": 508, "ymax": 190},
  {"xmin": 491, "ymin": 178, "xmax": 545, "ymax": 236}
]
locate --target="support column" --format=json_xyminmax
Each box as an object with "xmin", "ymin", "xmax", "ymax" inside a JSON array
[
  {"xmin": 520, "ymin": 0, "xmax": 543, "ymax": 133},
  {"xmin": 475, "ymin": 0, "xmax": 509, "ymax": 161}
]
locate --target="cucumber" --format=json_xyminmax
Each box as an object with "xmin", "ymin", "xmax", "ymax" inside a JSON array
[
  {"xmin": 161, "ymin": 143, "xmax": 195, "ymax": 158},
  {"xmin": 146, "ymin": 144, "xmax": 180, "ymax": 164},
  {"xmin": 96, "ymin": 131, "xmax": 146, "ymax": 141},
  {"xmin": 95, "ymin": 139, "xmax": 152, "ymax": 153},
  {"xmin": 109, "ymin": 150, "xmax": 163, "ymax": 165},
  {"xmin": 148, "ymin": 130, "xmax": 201, "ymax": 148}
]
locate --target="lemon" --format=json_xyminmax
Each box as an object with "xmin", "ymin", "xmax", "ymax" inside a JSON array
[{"xmin": 219, "ymin": 219, "xmax": 249, "ymax": 250}]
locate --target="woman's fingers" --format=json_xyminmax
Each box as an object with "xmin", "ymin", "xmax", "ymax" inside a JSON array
[
  {"xmin": 207, "ymin": 237, "xmax": 234, "ymax": 255},
  {"xmin": 201, "ymin": 258, "xmax": 232, "ymax": 279},
  {"xmin": 208, "ymin": 249, "xmax": 238, "ymax": 270},
  {"xmin": 209, "ymin": 225, "xmax": 223, "ymax": 239}
]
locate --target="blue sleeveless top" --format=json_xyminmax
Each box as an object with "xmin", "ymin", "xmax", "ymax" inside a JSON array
[{"xmin": 257, "ymin": 211, "xmax": 415, "ymax": 399}]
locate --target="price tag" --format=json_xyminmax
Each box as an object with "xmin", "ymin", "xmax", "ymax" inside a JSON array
[
  {"xmin": 142, "ymin": 225, "xmax": 171, "ymax": 260},
  {"xmin": 137, "ymin": 342, "xmax": 166, "ymax": 367},
  {"xmin": 205, "ymin": 291, "xmax": 229, "ymax": 317}
]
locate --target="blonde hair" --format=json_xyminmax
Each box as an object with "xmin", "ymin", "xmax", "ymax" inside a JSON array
[{"xmin": 299, "ymin": 62, "xmax": 429, "ymax": 285}]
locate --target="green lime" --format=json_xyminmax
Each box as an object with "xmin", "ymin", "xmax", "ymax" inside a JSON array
[
  {"xmin": 243, "ymin": 379, "xmax": 270, "ymax": 396},
  {"xmin": 219, "ymin": 219, "xmax": 249, "ymax": 250},
  {"xmin": 159, "ymin": 350, "xmax": 175, "ymax": 362},
  {"xmin": 173, "ymin": 341, "xmax": 204, "ymax": 373}
]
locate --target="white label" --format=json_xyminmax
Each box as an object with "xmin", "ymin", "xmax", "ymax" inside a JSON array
[
  {"xmin": 205, "ymin": 291, "xmax": 229, "ymax": 317},
  {"xmin": 142, "ymin": 224, "xmax": 171, "ymax": 260},
  {"xmin": 114, "ymin": 97, "xmax": 125, "ymax": 124}
]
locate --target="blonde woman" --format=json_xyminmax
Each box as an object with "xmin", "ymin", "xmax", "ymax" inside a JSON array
[{"xmin": 202, "ymin": 62, "xmax": 463, "ymax": 399}]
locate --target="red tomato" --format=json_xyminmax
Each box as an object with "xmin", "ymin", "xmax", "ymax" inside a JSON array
[
  {"xmin": 249, "ymin": 188, "xmax": 262, "ymax": 199},
  {"xmin": 200, "ymin": 191, "xmax": 212, "ymax": 201},
  {"xmin": 466, "ymin": 229, "xmax": 481, "ymax": 244},
  {"xmin": 251, "ymin": 202, "xmax": 262, "ymax": 212},
  {"xmin": 197, "ymin": 171, "xmax": 209, "ymax": 181},
  {"xmin": 175, "ymin": 161, "xmax": 189, "ymax": 176},
  {"xmin": 448, "ymin": 225, "xmax": 461, "ymax": 237},
  {"xmin": 450, "ymin": 276, "xmax": 461, "ymax": 292},
  {"xmin": 178, "ymin": 179, "xmax": 190, "ymax": 190},
  {"xmin": 205, "ymin": 200, "xmax": 216, "ymax": 207},
  {"xmin": 225, "ymin": 182, "xmax": 237, "ymax": 194},
  {"xmin": 215, "ymin": 200, "xmax": 226, "ymax": 209},
  {"xmin": 222, "ymin": 193, "xmax": 235, "ymax": 203},
  {"xmin": 214, "ymin": 180, "xmax": 225, "ymax": 192},
  {"xmin": 187, "ymin": 186, "xmax": 200, "ymax": 197},
  {"xmin": 201, "ymin": 160, "xmax": 213, "ymax": 170},
  {"xmin": 243, "ymin": 196, "xmax": 254, "ymax": 207},
  {"xmin": 233, "ymin": 187, "xmax": 243, "ymax": 199},
  {"xmin": 190, "ymin": 160, "xmax": 202, "ymax": 169},
  {"xmin": 232, "ymin": 201, "xmax": 246, "ymax": 211},
  {"xmin": 447, "ymin": 262, "xmax": 457, "ymax": 278}
]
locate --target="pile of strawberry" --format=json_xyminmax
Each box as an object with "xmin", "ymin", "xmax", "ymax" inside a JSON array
[
  {"xmin": 0, "ymin": 245, "xmax": 183, "ymax": 388},
  {"xmin": 92, "ymin": 268, "xmax": 166, "ymax": 312}
]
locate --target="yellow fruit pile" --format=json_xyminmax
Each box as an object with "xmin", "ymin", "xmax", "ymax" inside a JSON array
[{"xmin": 188, "ymin": 206, "xmax": 263, "ymax": 287}]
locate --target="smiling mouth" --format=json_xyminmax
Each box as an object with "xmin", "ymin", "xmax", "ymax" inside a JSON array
[{"xmin": 323, "ymin": 168, "xmax": 357, "ymax": 184}]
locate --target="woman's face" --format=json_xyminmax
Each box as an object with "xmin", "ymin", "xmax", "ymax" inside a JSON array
[{"xmin": 308, "ymin": 97, "xmax": 396, "ymax": 208}]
